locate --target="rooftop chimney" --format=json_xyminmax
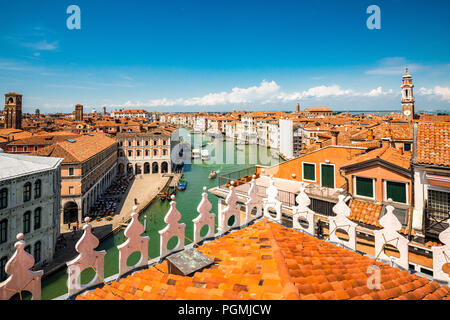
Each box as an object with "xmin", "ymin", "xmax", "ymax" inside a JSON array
[{"xmin": 331, "ymin": 131, "xmax": 339, "ymax": 145}]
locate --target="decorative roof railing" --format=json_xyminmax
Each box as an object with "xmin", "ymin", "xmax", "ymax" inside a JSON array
[{"xmin": 1, "ymin": 182, "xmax": 449, "ymax": 300}]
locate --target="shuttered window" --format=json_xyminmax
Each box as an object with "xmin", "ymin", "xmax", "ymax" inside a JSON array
[
  {"xmin": 321, "ymin": 164, "xmax": 335, "ymax": 188},
  {"xmin": 386, "ymin": 181, "xmax": 407, "ymax": 204},
  {"xmin": 356, "ymin": 177, "xmax": 374, "ymax": 198},
  {"xmin": 303, "ymin": 163, "xmax": 315, "ymax": 181}
]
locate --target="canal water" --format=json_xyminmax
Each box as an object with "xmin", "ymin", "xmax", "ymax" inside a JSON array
[{"xmin": 41, "ymin": 131, "xmax": 281, "ymax": 300}]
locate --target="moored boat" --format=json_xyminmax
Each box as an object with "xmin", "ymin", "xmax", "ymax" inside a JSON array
[
  {"xmin": 178, "ymin": 178, "xmax": 187, "ymax": 191},
  {"xmin": 209, "ymin": 171, "xmax": 217, "ymax": 179}
]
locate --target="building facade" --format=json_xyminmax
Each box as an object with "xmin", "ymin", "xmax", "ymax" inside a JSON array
[
  {"xmin": 117, "ymin": 128, "xmax": 176, "ymax": 176},
  {"xmin": 32, "ymin": 133, "xmax": 118, "ymax": 224},
  {"xmin": 0, "ymin": 153, "xmax": 62, "ymax": 280}
]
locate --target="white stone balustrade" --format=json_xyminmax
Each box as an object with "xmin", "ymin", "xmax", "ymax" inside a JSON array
[
  {"xmin": 0, "ymin": 234, "xmax": 43, "ymax": 300},
  {"xmin": 159, "ymin": 196, "xmax": 186, "ymax": 259},
  {"xmin": 374, "ymin": 203, "xmax": 409, "ymax": 270},
  {"xmin": 328, "ymin": 195, "xmax": 357, "ymax": 251},
  {"xmin": 245, "ymin": 176, "xmax": 263, "ymax": 224},
  {"xmin": 263, "ymin": 176, "xmax": 282, "ymax": 223},
  {"xmin": 292, "ymin": 183, "xmax": 315, "ymax": 235},
  {"xmin": 66, "ymin": 218, "xmax": 106, "ymax": 297},
  {"xmin": 219, "ymin": 182, "xmax": 240, "ymax": 233},
  {"xmin": 117, "ymin": 206, "xmax": 149, "ymax": 277},
  {"xmin": 193, "ymin": 187, "xmax": 216, "ymax": 243},
  {"xmin": 432, "ymin": 219, "xmax": 450, "ymax": 282}
]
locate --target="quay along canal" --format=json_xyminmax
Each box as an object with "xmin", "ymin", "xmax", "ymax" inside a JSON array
[{"xmin": 41, "ymin": 132, "xmax": 282, "ymax": 300}]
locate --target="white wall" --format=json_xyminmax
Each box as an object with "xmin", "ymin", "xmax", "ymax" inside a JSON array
[{"xmin": 279, "ymin": 119, "xmax": 294, "ymax": 159}]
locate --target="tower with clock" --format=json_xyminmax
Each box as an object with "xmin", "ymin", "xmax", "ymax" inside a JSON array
[{"xmin": 401, "ymin": 68, "xmax": 415, "ymax": 121}]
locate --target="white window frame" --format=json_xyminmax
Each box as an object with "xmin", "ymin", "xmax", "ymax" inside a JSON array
[
  {"xmin": 384, "ymin": 180, "xmax": 409, "ymax": 205},
  {"xmin": 320, "ymin": 163, "xmax": 336, "ymax": 189},
  {"xmin": 302, "ymin": 162, "xmax": 316, "ymax": 183},
  {"xmin": 354, "ymin": 176, "xmax": 376, "ymax": 200}
]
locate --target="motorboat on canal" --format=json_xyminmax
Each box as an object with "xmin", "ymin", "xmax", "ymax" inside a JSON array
[
  {"xmin": 209, "ymin": 171, "xmax": 217, "ymax": 179},
  {"xmin": 178, "ymin": 178, "xmax": 187, "ymax": 191}
]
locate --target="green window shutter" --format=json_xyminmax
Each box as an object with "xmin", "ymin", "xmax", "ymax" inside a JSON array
[
  {"xmin": 356, "ymin": 177, "xmax": 373, "ymax": 198},
  {"xmin": 321, "ymin": 165, "xmax": 335, "ymax": 188},
  {"xmin": 303, "ymin": 163, "xmax": 315, "ymax": 181},
  {"xmin": 386, "ymin": 181, "xmax": 407, "ymax": 204}
]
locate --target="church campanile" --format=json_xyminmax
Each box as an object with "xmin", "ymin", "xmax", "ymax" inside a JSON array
[
  {"xmin": 401, "ymin": 68, "xmax": 415, "ymax": 122},
  {"xmin": 4, "ymin": 93, "xmax": 22, "ymax": 129}
]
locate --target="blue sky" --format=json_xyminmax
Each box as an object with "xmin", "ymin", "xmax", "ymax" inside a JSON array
[{"xmin": 0, "ymin": 0, "xmax": 449, "ymax": 113}]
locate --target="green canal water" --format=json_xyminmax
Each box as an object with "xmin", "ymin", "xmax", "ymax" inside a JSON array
[{"xmin": 41, "ymin": 131, "xmax": 281, "ymax": 300}]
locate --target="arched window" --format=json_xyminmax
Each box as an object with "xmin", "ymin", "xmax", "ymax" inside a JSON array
[
  {"xmin": 0, "ymin": 188, "xmax": 7, "ymax": 209},
  {"xmin": 23, "ymin": 212, "xmax": 31, "ymax": 234},
  {"xmin": 0, "ymin": 219, "xmax": 7, "ymax": 244},
  {"xmin": 34, "ymin": 241, "xmax": 41, "ymax": 263},
  {"xmin": 0, "ymin": 256, "xmax": 7, "ymax": 282},
  {"xmin": 34, "ymin": 208, "xmax": 41, "ymax": 230},
  {"xmin": 34, "ymin": 180, "xmax": 42, "ymax": 199},
  {"xmin": 23, "ymin": 182, "xmax": 32, "ymax": 202}
]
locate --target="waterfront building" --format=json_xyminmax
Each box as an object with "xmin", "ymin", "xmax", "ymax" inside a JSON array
[
  {"xmin": 0, "ymin": 153, "xmax": 62, "ymax": 279},
  {"xmin": 117, "ymin": 126, "xmax": 176, "ymax": 176},
  {"xmin": 194, "ymin": 116, "xmax": 207, "ymax": 133},
  {"xmin": 279, "ymin": 118, "xmax": 304, "ymax": 159},
  {"xmin": 268, "ymin": 121, "xmax": 280, "ymax": 150},
  {"xmin": 31, "ymin": 133, "xmax": 118, "ymax": 224}
]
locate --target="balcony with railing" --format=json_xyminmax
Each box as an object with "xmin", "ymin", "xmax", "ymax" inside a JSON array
[{"xmin": 217, "ymin": 168, "xmax": 342, "ymax": 210}]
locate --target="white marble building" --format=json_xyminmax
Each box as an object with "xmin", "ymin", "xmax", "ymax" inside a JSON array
[{"xmin": 0, "ymin": 153, "xmax": 62, "ymax": 279}]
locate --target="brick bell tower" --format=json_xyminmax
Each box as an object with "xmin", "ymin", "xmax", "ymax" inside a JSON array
[
  {"xmin": 75, "ymin": 104, "xmax": 84, "ymax": 121},
  {"xmin": 401, "ymin": 68, "xmax": 415, "ymax": 122},
  {"xmin": 4, "ymin": 93, "xmax": 22, "ymax": 129}
]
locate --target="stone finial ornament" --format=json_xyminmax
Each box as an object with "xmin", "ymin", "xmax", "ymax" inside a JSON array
[
  {"xmin": 245, "ymin": 178, "xmax": 263, "ymax": 224},
  {"xmin": 117, "ymin": 206, "xmax": 149, "ymax": 277},
  {"xmin": 292, "ymin": 183, "xmax": 315, "ymax": 235},
  {"xmin": 0, "ymin": 234, "xmax": 43, "ymax": 300},
  {"xmin": 328, "ymin": 195, "xmax": 357, "ymax": 250},
  {"xmin": 374, "ymin": 204, "xmax": 409, "ymax": 269},
  {"xmin": 193, "ymin": 187, "xmax": 216, "ymax": 243},
  {"xmin": 432, "ymin": 218, "xmax": 450, "ymax": 282},
  {"xmin": 263, "ymin": 176, "xmax": 282, "ymax": 222},
  {"xmin": 66, "ymin": 219, "xmax": 106, "ymax": 297},
  {"xmin": 219, "ymin": 183, "xmax": 241, "ymax": 233},
  {"xmin": 159, "ymin": 198, "xmax": 186, "ymax": 258}
]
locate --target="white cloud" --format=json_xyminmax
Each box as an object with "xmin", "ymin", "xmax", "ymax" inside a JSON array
[
  {"xmin": 364, "ymin": 86, "xmax": 394, "ymax": 97},
  {"xmin": 419, "ymin": 86, "xmax": 450, "ymax": 101},
  {"xmin": 143, "ymin": 80, "xmax": 280, "ymax": 107},
  {"xmin": 22, "ymin": 40, "xmax": 59, "ymax": 51},
  {"xmin": 278, "ymin": 85, "xmax": 355, "ymax": 102},
  {"xmin": 119, "ymin": 81, "xmax": 398, "ymax": 108}
]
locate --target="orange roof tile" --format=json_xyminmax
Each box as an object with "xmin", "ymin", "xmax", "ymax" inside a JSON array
[
  {"xmin": 76, "ymin": 220, "xmax": 449, "ymax": 300},
  {"xmin": 416, "ymin": 122, "xmax": 450, "ymax": 167}
]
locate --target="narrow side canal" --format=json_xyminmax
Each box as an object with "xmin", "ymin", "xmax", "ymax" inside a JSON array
[{"xmin": 41, "ymin": 132, "xmax": 282, "ymax": 300}]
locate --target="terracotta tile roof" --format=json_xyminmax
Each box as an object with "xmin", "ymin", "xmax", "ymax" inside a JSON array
[
  {"xmin": 343, "ymin": 145, "xmax": 411, "ymax": 170},
  {"xmin": 352, "ymin": 122, "xmax": 413, "ymax": 141},
  {"xmin": 31, "ymin": 133, "xmax": 116, "ymax": 163},
  {"xmin": 349, "ymin": 200, "xmax": 383, "ymax": 228},
  {"xmin": 76, "ymin": 220, "xmax": 449, "ymax": 300},
  {"xmin": 416, "ymin": 122, "xmax": 450, "ymax": 167}
]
